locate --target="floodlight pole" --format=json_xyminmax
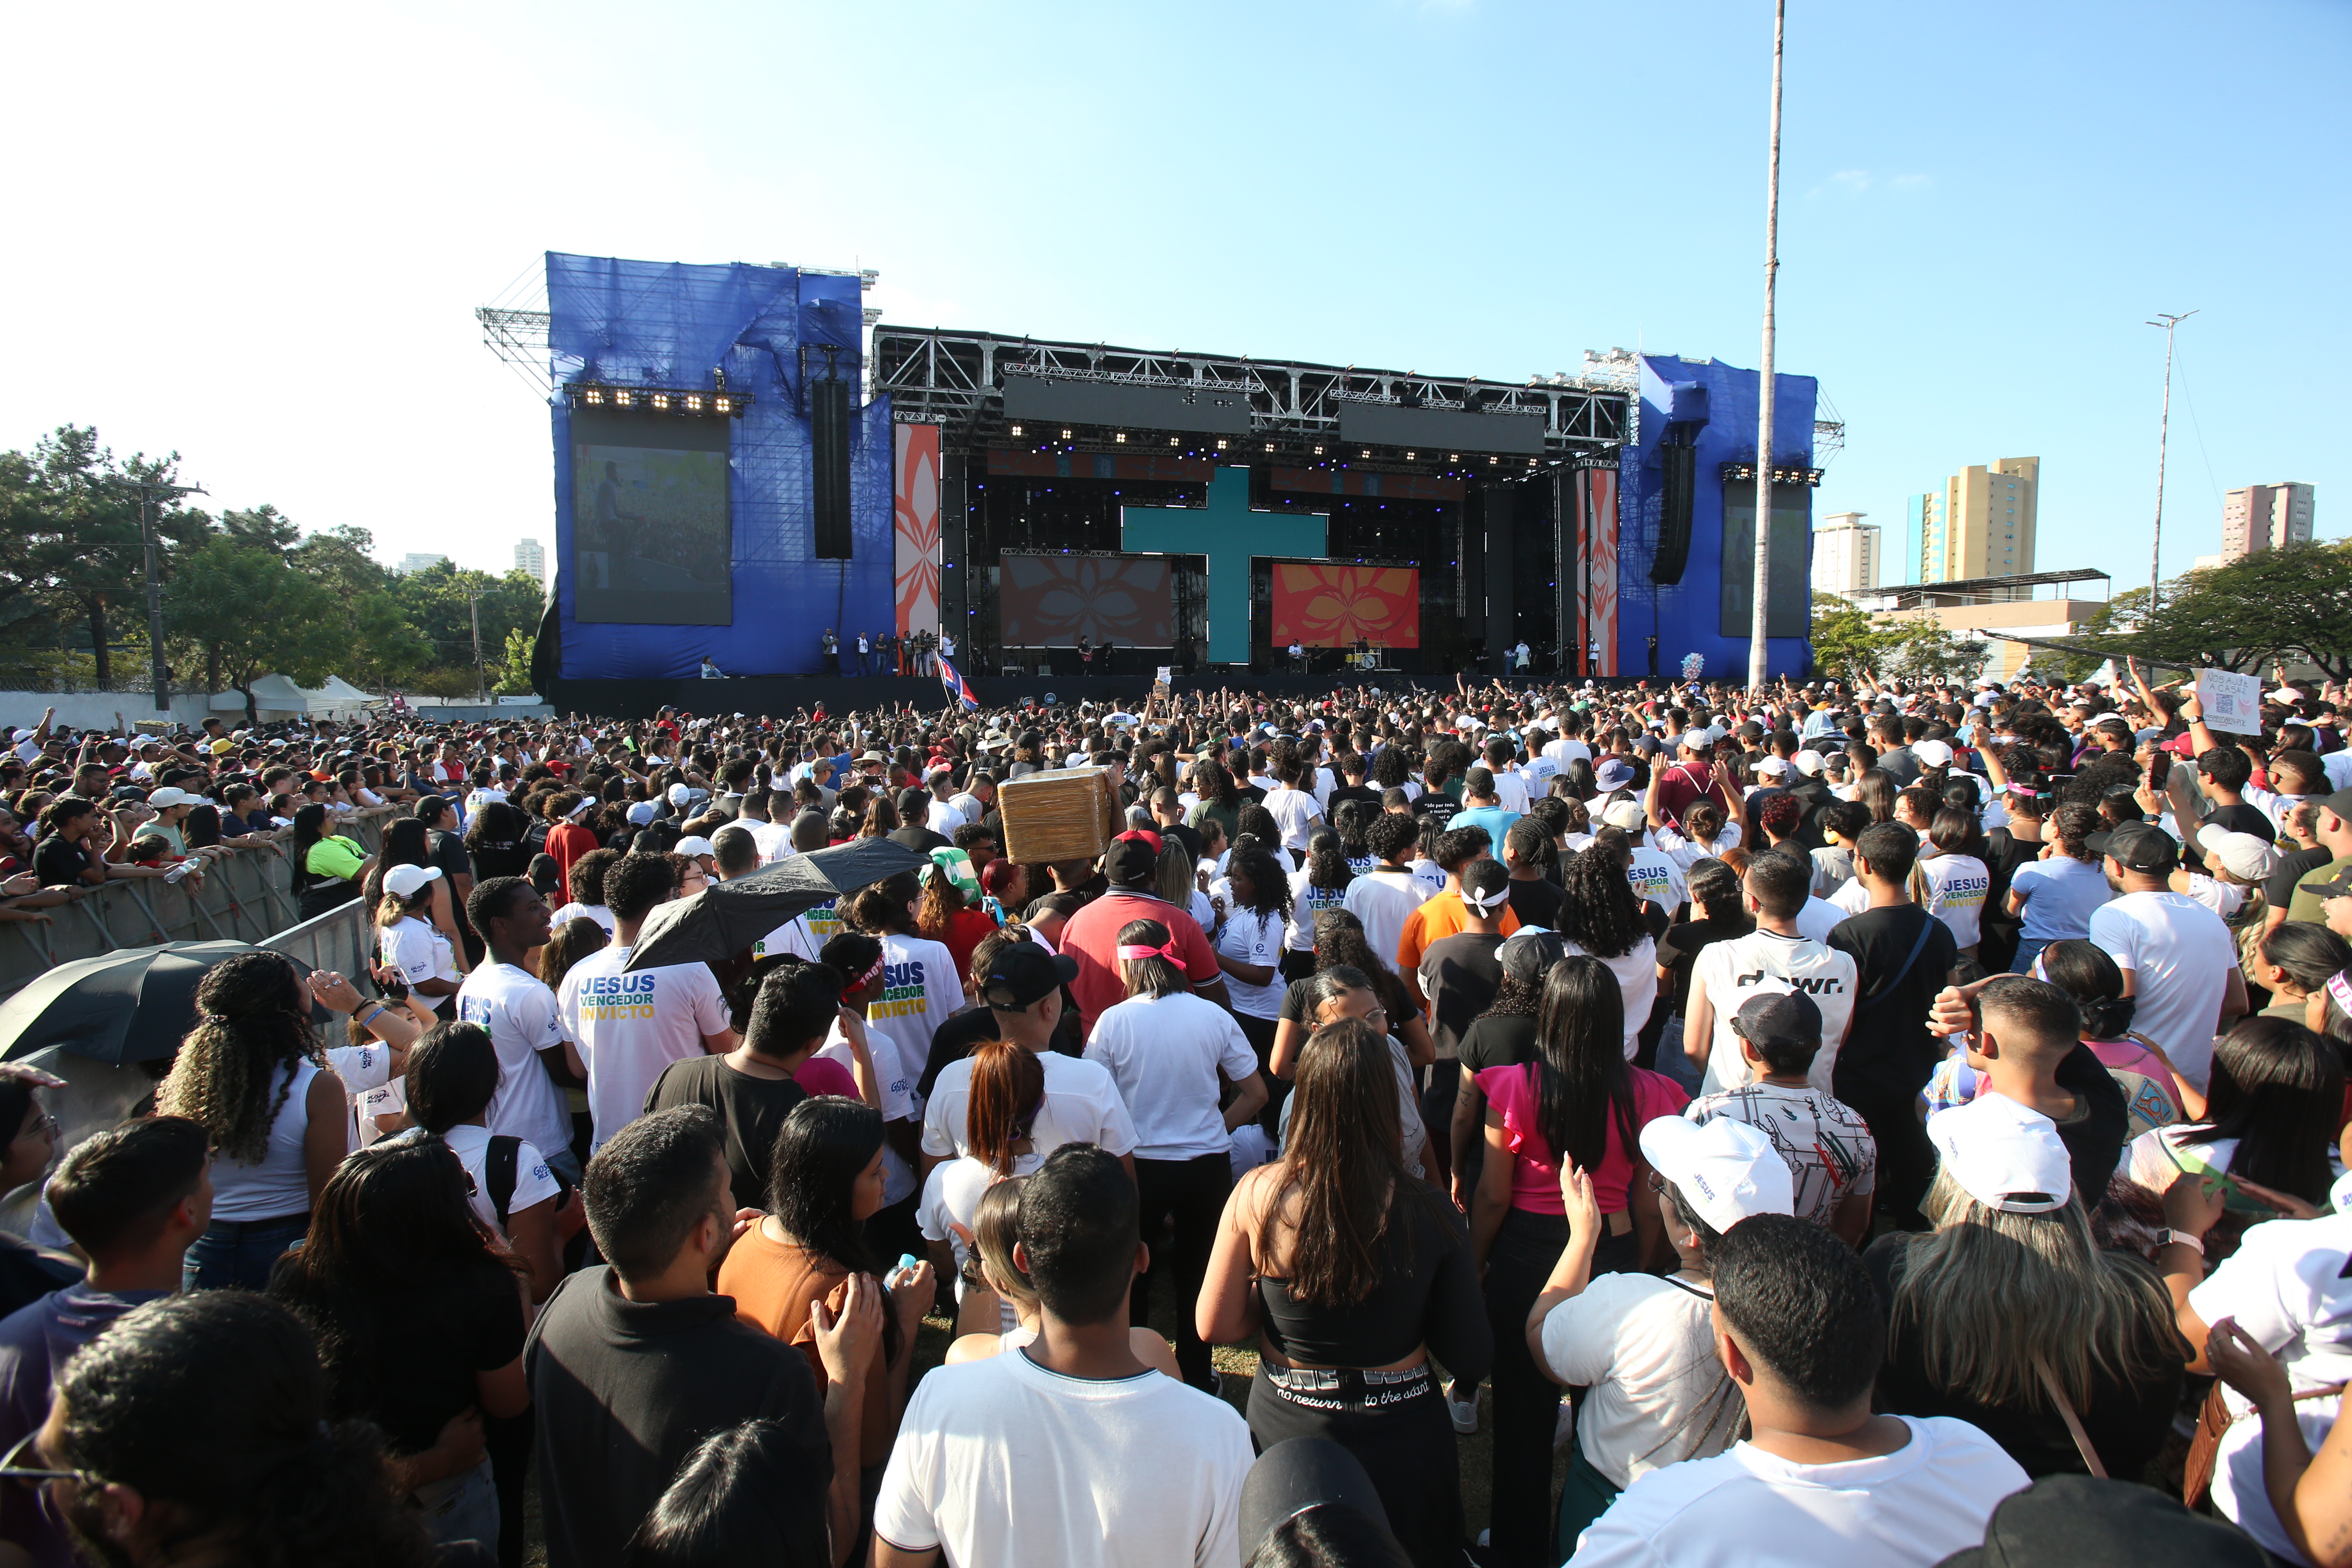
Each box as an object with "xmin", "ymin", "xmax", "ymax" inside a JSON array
[
  {"xmin": 469, "ymin": 591, "xmax": 487, "ymax": 705},
  {"xmin": 1747, "ymin": 0, "xmax": 1786, "ymax": 692},
  {"xmin": 131, "ymin": 480, "xmax": 207, "ymax": 714},
  {"xmin": 2146, "ymin": 311, "xmax": 2196, "ymax": 612}
]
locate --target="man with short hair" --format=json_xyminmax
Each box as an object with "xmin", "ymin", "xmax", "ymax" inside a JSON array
[
  {"xmin": 873, "ymin": 1143, "xmax": 1252, "ymax": 1567},
  {"xmin": 461, "ymin": 875, "xmax": 586, "ymax": 1185},
  {"xmin": 1684, "ymin": 994, "xmax": 1875, "ymax": 1245},
  {"xmin": 1567, "ymin": 1215, "xmax": 2028, "ymax": 1567},
  {"xmin": 1058, "ymin": 836, "xmax": 1227, "ymax": 1030},
  {"xmin": 0, "ymin": 1116, "xmax": 211, "ymax": 1568},
  {"xmin": 2086, "ymin": 821, "xmax": 2245, "ymax": 1090},
  {"xmin": 1926, "ymin": 975, "xmax": 2129, "ymax": 1202},
  {"xmin": 528, "ymin": 1106, "xmax": 873, "ymax": 1568},
  {"xmin": 1686, "ymin": 852, "xmax": 1858, "ymax": 1096},
  {"xmin": 1395, "ymin": 826, "xmax": 1523, "ymax": 1008},
  {"xmin": 557, "ymin": 853, "xmax": 737, "ymax": 1153}
]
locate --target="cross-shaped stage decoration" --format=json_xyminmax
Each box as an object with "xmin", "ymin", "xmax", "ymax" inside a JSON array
[{"xmin": 1121, "ymin": 467, "xmax": 1326, "ymax": 666}]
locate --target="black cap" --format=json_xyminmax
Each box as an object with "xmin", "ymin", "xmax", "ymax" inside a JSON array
[
  {"xmin": 1103, "ymin": 837, "xmax": 1159, "ymax": 887},
  {"xmin": 2099, "ymin": 820, "xmax": 2179, "ymax": 874},
  {"xmin": 1938, "ymin": 1473, "xmax": 2262, "ymax": 1568},
  {"xmin": 980, "ymin": 943, "xmax": 1078, "ymax": 1011},
  {"xmin": 1731, "ymin": 992, "xmax": 1822, "ymax": 1051}
]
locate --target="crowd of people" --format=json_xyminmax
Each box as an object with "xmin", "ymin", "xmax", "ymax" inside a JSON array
[{"xmin": 2, "ymin": 655, "xmax": 2352, "ymax": 1567}]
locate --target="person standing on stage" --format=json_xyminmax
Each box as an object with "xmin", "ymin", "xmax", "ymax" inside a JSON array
[{"xmin": 858, "ymin": 631, "xmax": 872, "ymax": 676}]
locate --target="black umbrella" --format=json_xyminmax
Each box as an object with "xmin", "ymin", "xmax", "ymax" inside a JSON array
[
  {"xmin": 0, "ymin": 940, "xmax": 260, "ymax": 1066},
  {"xmin": 623, "ymin": 838, "xmax": 929, "ymax": 972}
]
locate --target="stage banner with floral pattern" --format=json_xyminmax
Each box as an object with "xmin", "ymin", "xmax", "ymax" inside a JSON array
[
  {"xmin": 1268, "ymin": 563, "xmax": 1421, "ymax": 648},
  {"xmin": 892, "ymin": 423, "xmax": 941, "ymax": 637},
  {"xmin": 998, "ymin": 553, "xmax": 1176, "ymax": 647}
]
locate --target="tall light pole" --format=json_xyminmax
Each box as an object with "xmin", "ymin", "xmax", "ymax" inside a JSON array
[
  {"xmin": 129, "ymin": 479, "xmax": 207, "ymax": 714},
  {"xmin": 2146, "ymin": 311, "xmax": 2197, "ymax": 613},
  {"xmin": 467, "ymin": 590, "xmax": 487, "ymax": 705},
  {"xmin": 1747, "ymin": 0, "xmax": 1787, "ymax": 691}
]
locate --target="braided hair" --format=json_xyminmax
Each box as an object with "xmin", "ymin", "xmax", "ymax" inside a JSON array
[{"xmin": 157, "ymin": 952, "xmax": 323, "ymax": 1166}]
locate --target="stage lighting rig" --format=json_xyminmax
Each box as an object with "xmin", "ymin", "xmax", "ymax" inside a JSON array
[
  {"xmin": 565, "ymin": 382, "xmax": 749, "ymax": 417},
  {"xmin": 1719, "ymin": 461, "xmax": 1823, "ymax": 486}
]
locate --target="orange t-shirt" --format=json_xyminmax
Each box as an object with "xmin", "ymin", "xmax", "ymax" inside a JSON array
[
  {"xmin": 1396, "ymin": 890, "xmax": 1520, "ymax": 1011},
  {"xmin": 716, "ymin": 1224, "xmax": 895, "ymax": 1465}
]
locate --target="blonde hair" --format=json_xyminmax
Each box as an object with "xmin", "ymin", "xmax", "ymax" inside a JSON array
[{"xmin": 1889, "ymin": 1170, "xmax": 2182, "ymax": 1409}]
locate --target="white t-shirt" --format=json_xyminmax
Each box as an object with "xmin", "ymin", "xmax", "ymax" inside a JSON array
[
  {"xmin": 556, "ymin": 946, "xmax": 731, "ymax": 1152},
  {"xmin": 435, "ymin": 1123, "xmax": 560, "ymax": 1237},
  {"xmin": 455, "ymin": 962, "xmax": 575, "ymax": 1164},
  {"xmin": 1567, "ymin": 1415, "xmax": 2029, "ymax": 1568},
  {"xmin": 814, "ymin": 1018, "xmax": 921, "ymax": 1207},
  {"xmin": 2087, "ymin": 891, "xmax": 2237, "ymax": 1090},
  {"xmin": 1916, "ymin": 853, "xmax": 1991, "ymax": 949},
  {"xmin": 1544, "ymin": 736, "xmax": 1593, "ymax": 770},
  {"xmin": 744, "ymin": 817, "xmax": 796, "ymax": 864},
  {"xmin": 874, "ymin": 1345, "xmax": 1253, "ymax": 1568},
  {"xmin": 864, "ymin": 934, "xmax": 966, "ymax": 1116},
  {"xmin": 1561, "ymin": 934, "xmax": 1659, "ymax": 1059},
  {"xmin": 917, "ymin": 1155, "xmax": 1009, "ymax": 1296},
  {"xmin": 1084, "ymin": 993, "xmax": 1258, "ymax": 1160},
  {"xmin": 1793, "ymin": 896, "xmax": 1843, "ymax": 945},
  {"xmin": 1540, "ymin": 1272, "xmax": 1734, "ymax": 1488},
  {"xmin": 926, "ymin": 798, "xmax": 969, "ymax": 837},
  {"xmin": 1262, "ymin": 785, "xmax": 1321, "ymax": 851},
  {"xmin": 1343, "ymin": 869, "xmax": 1422, "ymax": 978},
  {"xmin": 1213, "ymin": 906, "xmax": 1289, "ymax": 1020},
  {"xmin": 380, "ymin": 916, "xmax": 457, "ymax": 987},
  {"xmin": 2189, "ymin": 1212, "xmax": 2352, "ymax": 1563},
  {"xmin": 2007, "ymin": 856, "xmax": 2112, "ymax": 943},
  {"xmin": 1492, "ymin": 769, "xmax": 1533, "ymax": 814},
  {"xmin": 922, "ymin": 1050, "xmax": 1139, "ymax": 1165},
  {"xmin": 1626, "ymin": 848, "xmax": 1688, "ymax": 912},
  {"xmin": 549, "ymin": 902, "xmax": 617, "ymax": 936},
  {"xmin": 1694, "ymin": 929, "xmax": 1859, "ymax": 1095},
  {"xmin": 754, "ymin": 913, "xmax": 823, "ymax": 962},
  {"xmin": 1648, "ymin": 823, "xmax": 1741, "ymax": 876},
  {"xmin": 1285, "ymin": 870, "xmax": 1352, "ymax": 952}
]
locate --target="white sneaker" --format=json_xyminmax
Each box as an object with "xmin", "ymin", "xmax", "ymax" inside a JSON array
[{"xmin": 1446, "ymin": 1381, "xmax": 1479, "ymax": 1435}]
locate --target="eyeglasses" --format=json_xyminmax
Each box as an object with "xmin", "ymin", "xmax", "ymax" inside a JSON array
[{"xmin": 0, "ymin": 1429, "xmax": 92, "ymax": 1491}]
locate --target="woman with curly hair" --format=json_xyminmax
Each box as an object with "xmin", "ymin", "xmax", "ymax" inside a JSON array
[
  {"xmin": 1184, "ymin": 757, "xmax": 1244, "ymax": 848},
  {"xmin": 1284, "ymin": 828, "xmax": 1357, "ymax": 981},
  {"xmin": 1554, "ymin": 845, "xmax": 1661, "ymax": 1059},
  {"xmin": 159, "ymin": 951, "xmax": 352, "ymax": 1289}
]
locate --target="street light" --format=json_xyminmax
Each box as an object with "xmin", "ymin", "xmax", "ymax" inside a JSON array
[
  {"xmin": 127, "ymin": 480, "xmax": 208, "ymax": 714},
  {"xmin": 2145, "ymin": 311, "xmax": 2197, "ymax": 610}
]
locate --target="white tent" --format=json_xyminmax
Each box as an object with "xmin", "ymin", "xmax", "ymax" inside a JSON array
[{"xmin": 206, "ymin": 673, "xmax": 378, "ymax": 721}]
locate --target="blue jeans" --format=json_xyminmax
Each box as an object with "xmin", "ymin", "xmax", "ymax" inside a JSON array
[
  {"xmin": 413, "ymin": 1458, "xmax": 499, "ymax": 1553},
  {"xmin": 1656, "ymin": 1016, "xmax": 1705, "ymax": 1095},
  {"xmin": 2010, "ymin": 937, "xmax": 2051, "ymax": 976},
  {"xmin": 186, "ymin": 1214, "xmax": 310, "ymax": 1292}
]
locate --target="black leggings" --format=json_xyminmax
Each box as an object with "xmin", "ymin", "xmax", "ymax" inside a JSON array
[
  {"xmin": 1247, "ymin": 1362, "xmax": 1462, "ymax": 1568},
  {"xmin": 1131, "ymin": 1151, "xmax": 1233, "ymax": 1389},
  {"xmin": 1235, "ymin": 1011, "xmax": 1287, "ymax": 1135}
]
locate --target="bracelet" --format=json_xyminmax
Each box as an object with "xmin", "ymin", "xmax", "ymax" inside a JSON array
[
  {"xmin": 358, "ymin": 1002, "xmax": 387, "ymax": 1027},
  {"xmin": 2157, "ymin": 1228, "xmax": 2205, "ymax": 1256}
]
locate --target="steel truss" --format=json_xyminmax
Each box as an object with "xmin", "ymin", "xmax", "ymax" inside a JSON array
[{"xmin": 872, "ymin": 327, "xmax": 1631, "ymax": 456}]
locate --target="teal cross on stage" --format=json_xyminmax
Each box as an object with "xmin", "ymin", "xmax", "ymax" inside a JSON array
[{"xmin": 1122, "ymin": 467, "xmax": 1325, "ymax": 665}]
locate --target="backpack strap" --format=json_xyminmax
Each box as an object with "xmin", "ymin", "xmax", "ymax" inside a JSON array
[{"xmin": 486, "ymin": 1135, "xmax": 521, "ymax": 1231}]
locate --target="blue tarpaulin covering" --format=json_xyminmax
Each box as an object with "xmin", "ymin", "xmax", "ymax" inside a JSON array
[{"xmin": 548, "ymin": 253, "xmax": 892, "ymax": 679}]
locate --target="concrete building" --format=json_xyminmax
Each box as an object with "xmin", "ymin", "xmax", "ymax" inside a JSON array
[
  {"xmin": 1907, "ymin": 456, "xmax": 2038, "ymax": 592},
  {"xmin": 396, "ymin": 553, "xmax": 448, "ymax": 576},
  {"xmin": 1812, "ymin": 512, "xmax": 1881, "ymax": 596},
  {"xmin": 2218, "ymin": 482, "xmax": 2314, "ymax": 564},
  {"xmin": 1858, "ymin": 567, "xmax": 2107, "ymax": 684},
  {"xmin": 514, "ymin": 538, "xmax": 547, "ymax": 584}
]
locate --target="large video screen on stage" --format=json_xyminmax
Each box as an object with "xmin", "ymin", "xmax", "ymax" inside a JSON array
[
  {"xmin": 569, "ymin": 407, "xmax": 732, "ymax": 625},
  {"xmin": 998, "ymin": 553, "xmax": 1176, "ymax": 647},
  {"xmin": 1269, "ymin": 562, "xmax": 1421, "ymax": 648}
]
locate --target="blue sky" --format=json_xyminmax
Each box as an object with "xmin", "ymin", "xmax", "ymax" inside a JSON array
[{"xmin": 4, "ymin": 0, "xmax": 2344, "ymax": 593}]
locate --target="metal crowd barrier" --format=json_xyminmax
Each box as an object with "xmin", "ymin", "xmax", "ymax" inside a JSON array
[{"xmin": 0, "ymin": 805, "xmax": 398, "ymax": 1001}]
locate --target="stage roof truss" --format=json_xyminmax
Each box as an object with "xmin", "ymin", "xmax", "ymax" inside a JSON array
[{"xmin": 874, "ymin": 326, "xmax": 1630, "ymax": 457}]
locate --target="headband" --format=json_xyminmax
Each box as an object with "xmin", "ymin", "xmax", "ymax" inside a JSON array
[
  {"xmin": 842, "ymin": 951, "xmax": 885, "ymax": 1000},
  {"xmin": 1117, "ymin": 939, "xmax": 1187, "ymax": 971},
  {"xmin": 1462, "ymin": 884, "xmax": 1511, "ymax": 913},
  {"xmin": 2330, "ymin": 972, "xmax": 2352, "ymax": 1016}
]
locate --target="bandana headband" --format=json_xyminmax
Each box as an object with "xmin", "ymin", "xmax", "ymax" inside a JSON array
[
  {"xmin": 1116, "ymin": 940, "xmax": 1187, "ymax": 971},
  {"xmin": 1462, "ymin": 884, "xmax": 1511, "ymax": 913},
  {"xmin": 843, "ymin": 951, "xmax": 885, "ymax": 1000}
]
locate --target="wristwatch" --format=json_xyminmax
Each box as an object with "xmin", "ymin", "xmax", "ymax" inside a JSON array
[{"xmin": 2157, "ymin": 1228, "xmax": 2205, "ymax": 1256}]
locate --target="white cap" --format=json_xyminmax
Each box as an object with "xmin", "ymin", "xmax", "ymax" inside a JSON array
[
  {"xmin": 1753, "ymin": 755, "xmax": 1794, "ymax": 780},
  {"xmin": 674, "ymin": 835, "xmax": 715, "ymax": 858},
  {"xmin": 565, "ymin": 794, "xmax": 595, "ymax": 818},
  {"xmin": 1926, "ymin": 1094, "xmax": 2072, "ymax": 1213},
  {"xmin": 667, "ymin": 783, "xmax": 692, "ymax": 807},
  {"xmin": 1637, "ymin": 1115, "xmax": 1796, "ymax": 1235},
  {"xmin": 627, "ymin": 801, "xmax": 659, "ymax": 825},
  {"xmin": 147, "ymin": 787, "xmax": 199, "ymax": 808},
  {"xmin": 1793, "ymin": 749, "xmax": 1827, "ymax": 777},
  {"xmin": 1600, "ymin": 799, "xmax": 1646, "ymax": 832},
  {"xmin": 2197, "ymin": 823, "xmax": 2279, "ymax": 881},
  {"xmin": 383, "ymin": 863, "xmax": 444, "ymax": 900},
  {"xmin": 1912, "ymin": 739, "xmax": 1956, "ymax": 767}
]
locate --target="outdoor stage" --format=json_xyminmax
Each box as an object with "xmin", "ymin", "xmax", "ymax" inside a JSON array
[{"xmin": 542, "ymin": 669, "xmax": 1427, "ymax": 722}]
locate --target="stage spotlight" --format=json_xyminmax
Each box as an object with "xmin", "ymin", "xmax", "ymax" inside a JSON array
[
  {"xmin": 1313, "ymin": 445, "xmax": 1324, "ymax": 456},
  {"xmin": 652, "ymin": 393, "xmax": 671, "ymax": 410},
  {"xmin": 614, "ymin": 389, "xmax": 633, "ymax": 407},
  {"xmin": 1169, "ymin": 436, "xmax": 1179, "ymax": 446},
  {"xmin": 685, "ymin": 394, "xmax": 703, "ymax": 412},
  {"xmin": 1450, "ymin": 453, "xmax": 1460, "ymax": 461},
  {"xmin": 1115, "ymin": 432, "xmax": 1127, "ymax": 443},
  {"xmin": 1360, "ymin": 449, "xmax": 1372, "ymax": 458},
  {"xmin": 1061, "ymin": 429, "xmax": 1073, "ymax": 439},
  {"xmin": 1009, "ymin": 424, "xmax": 1023, "ymax": 436},
  {"xmin": 583, "ymin": 387, "xmax": 604, "ymax": 405},
  {"xmin": 714, "ymin": 396, "xmax": 732, "ymax": 412},
  {"xmin": 1215, "ymin": 439, "xmax": 1228, "ymax": 451},
  {"xmin": 1405, "ymin": 451, "xmax": 1416, "ymax": 461},
  {"xmin": 1489, "ymin": 456, "xmax": 1499, "ymax": 465},
  {"xmin": 1264, "ymin": 442, "xmax": 1274, "ymax": 452}
]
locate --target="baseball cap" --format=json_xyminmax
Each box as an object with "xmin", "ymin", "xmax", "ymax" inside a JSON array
[
  {"xmin": 674, "ymin": 836, "xmax": 715, "ymax": 858},
  {"xmin": 626, "ymin": 801, "xmax": 659, "ymax": 826},
  {"xmin": 980, "ymin": 942, "xmax": 1078, "ymax": 1011},
  {"xmin": 1594, "ymin": 758, "xmax": 1635, "ymax": 791},
  {"xmin": 1792, "ymin": 749, "xmax": 1827, "ymax": 777},
  {"xmin": 2195, "ymin": 824, "xmax": 2279, "ymax": 882},
  {"xmin": 1637, "ymin": 1116, "xmax": 1795, "ymax": 1235},
  {"xmin": 1104, "ymin": 836, "xmax": 1160, "ymax": 887},
  {"xmin": 1600, "ymin": 799, "xmax": 1646, "ymax": 833},
  {"xmin": 2323, "ymin": 787, "xmax": 2352, "ymax": 824},
  {"xmin": 1926, "ymin": 1093, "xmax": 2072, "ymax": 1213},
  {"xmin": 666, "ymin": 783, "xmax": 692, "ymax": 808},
  {"xmin": 1730, "ymin": 992, "xmax": 1822, "ymax": 1056},
  {"xmin": 2098, "ymin": 820, "xmax": 2178, "ymax": 874},
  {"xmin": 1912, "ymin": 739, "xmax": 1955, "ymax": 767},
  {"xmin": 146, "ymin": 787, "xmax": 198, "ymax": 809},
  {"xmin": 1938, "ymin": 1472, "xmax": 2264, "ymax": 1568},
  {"xmin": 383, "ymin": 863, "xmax": 444, "ymax": 900},
  {"xmin": 1753, "ymin": 755, "xmax": 1794, "ymax": 780},
  {"xmin": 1497, "ymin": 928, "xmax": 1568, "ymax": 985},
  {"xmin": 1113, "ymin": 827, "xmax": 1163, "ymax": 857},
  {"xmin": 209, "ymin": 738, "xmax": 236, "ymax": 756}
]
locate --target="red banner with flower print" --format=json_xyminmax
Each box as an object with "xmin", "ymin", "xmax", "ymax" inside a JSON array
[
  {"xmin": 999, "ymin": 553, "xmax": 1176, "ymax": 647},
  {"xmin": 893, "ymin": 423, "xmax": 941, "ymax": 637},
  {"xmin": 1269, "ymin": 563, "xmax": 1421, "ymax": 648}
]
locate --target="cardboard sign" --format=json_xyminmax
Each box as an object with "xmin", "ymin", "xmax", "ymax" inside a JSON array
[
  {"xmin": 2197, "ymin": 669, "xmax": 2264, "ymax": 735},
  {"xmin": 1156, "ymin": 666, "xmax": 1173, "ymax": 684}
]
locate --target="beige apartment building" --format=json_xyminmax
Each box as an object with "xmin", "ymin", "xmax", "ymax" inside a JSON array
[
  {"xmin": 1908, "ymin": 456, "xmax": 2038, "ymax": 591},
  {"xmin": 2219, "ymin": 482, "xmax": 2314, "ymax": 563}
]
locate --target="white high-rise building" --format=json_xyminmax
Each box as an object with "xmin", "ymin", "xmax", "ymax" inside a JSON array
[
  {"xmin": 514, "ymin": 539, "xmax": 547, "ymax": 584},
  {"xmin": 1812, "ymin": 512, "xmax": 1881, "ymax": 596},
  {"xmin": 396, "ymin": 553, "xmax": 448, "ymax": 576}
]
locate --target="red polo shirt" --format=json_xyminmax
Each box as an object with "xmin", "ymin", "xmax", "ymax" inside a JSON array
[{"xmin": 1058, "ymin": 889, "xmax": 1224, "ymax": 1031}]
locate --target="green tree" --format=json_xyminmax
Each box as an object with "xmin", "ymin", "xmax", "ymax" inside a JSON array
[
  {"xmin": 167, "ymin": 538, "xmax": 343, "ymax": 722},
  {"xmin": 1809, "ymin": 592, "xmax": 1888, "ymax": 680},
  {"xmin": 1877, "ymin": 619, "xmax": 1991, "ymax": 685},
  {"xmin": 495, "ymin": 627, "xmax": 538, "ymax": 695},
  {"xmin": 386, "ymin": 563, "xmax": 544, "ymax": 692}
]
